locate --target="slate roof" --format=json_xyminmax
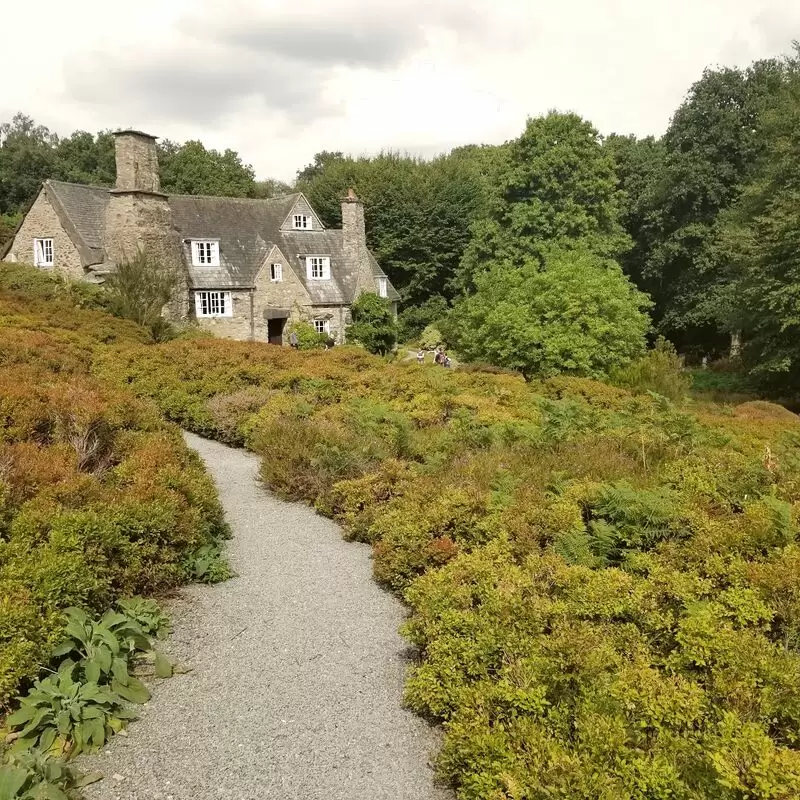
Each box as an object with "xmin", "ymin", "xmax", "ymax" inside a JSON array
[{"xmin": 37, "ymin": 182, "xmax": 398, "ymax": 304}]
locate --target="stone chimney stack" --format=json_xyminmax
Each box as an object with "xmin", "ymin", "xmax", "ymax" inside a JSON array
[
  {"xmin": 113, "ymin": 130, "xmax": 161, "ymax": 193},
  {"xmin": 341, "ymin": 188, "xmax": 374, "ymax": 296},
  {"xmin": 104, "ymin": 130, "xmax": 187, "ymax": 319}
]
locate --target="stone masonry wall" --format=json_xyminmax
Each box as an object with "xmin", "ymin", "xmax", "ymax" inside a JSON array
[
  {"xmin": 115, "ymin": 133, "xmax": 161, "ymax": 193},
  {"xmin": 341, "ymin": 197, "xmax": 376, "ymax": 301},
  {"xmin": 280, "ymin": 196, "xmax": 323, "ymax": 231},
  {"xmin": 2, "ymin": 191, "xmax": 85, "ymax": 280},
  {"xmin": 194, "ymin": 290, "xmax": 253, "ymax": 339},
  {"xmin": 104, "ymin": 192, "xmax": 189, "ymax": 320},
  {"xmin": 251, "ymin": 246, "xmax": 312, "ymax": 343}
]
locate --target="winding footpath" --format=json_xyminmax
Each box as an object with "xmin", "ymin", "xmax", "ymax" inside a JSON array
[{"xmin": 84, "ymin": 432, "xmax": 449, "ymax": 800}]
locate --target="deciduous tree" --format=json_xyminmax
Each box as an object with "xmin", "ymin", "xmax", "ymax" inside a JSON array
[{"xmin": 447, "ymin": 249, "xmax": 651, "ymax": 379}]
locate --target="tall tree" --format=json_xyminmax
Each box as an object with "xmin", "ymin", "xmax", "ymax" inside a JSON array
[
  {"xmin": 717, "ymin": 49, "xmax": 800, "ymax": 390},
  {"xmin": 635, "ymin": 60, "xmax": 788, "ymax": 353},
  {"xmin": 297, "ymin": 149, "xmax": 491, "ymax": 312},
  {"xmin": 53, "ymin": 130, "xmax": 116, "ymax": 186},
  {"xmin": 157, "ymin": 140, "xmax": 256, "ymax": 197},
  {"xmin": 0, "ymin": 114, "xmax": 57, "ymax": 214},
  {"xmin": 457, "ymin": 111, "xmax": 630, "ymax": 291}
]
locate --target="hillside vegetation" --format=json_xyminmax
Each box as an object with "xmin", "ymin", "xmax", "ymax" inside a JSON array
[
  {"xmin": 88, "ymin": 315, "xmax": 800, "ymax": 796},
  {"xmin": 4, "ymin": 267, "xmax": 800, "ymax": 797},
  {"xmin": 0, "ymin": 268, "xmax": 228, "ymax": 710}
]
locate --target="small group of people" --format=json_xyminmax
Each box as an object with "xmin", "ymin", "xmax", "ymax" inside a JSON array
[{"xmin": 417, "ymin": 346, "xmax": 451, "ymax": 368}]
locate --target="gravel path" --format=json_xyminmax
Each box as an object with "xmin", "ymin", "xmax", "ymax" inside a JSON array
[{"xmin": 83, "ymin": 432, "xmax": 448, "ymax": 800}]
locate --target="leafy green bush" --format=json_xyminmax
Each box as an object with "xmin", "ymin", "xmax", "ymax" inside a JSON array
[
  {"xmin": 611, "ymin": 336, "xmax": 691, "ymax": 401},
  {"xmin": 347, "ymin": 292, "xmax": 397, "ymax": 355},
  {"xmin": 418, "ymin": 325, "xmax": 443, "ymax": 350},
  {"xmin": 0, "ymin": 748, "xmax": 99, "ymax": 799},
  {"xmin": 286, "ymin": 321, "xmax": 326, "ymax": 350}
]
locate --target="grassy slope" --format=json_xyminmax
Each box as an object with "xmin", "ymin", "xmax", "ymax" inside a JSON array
[
  {"xmin": 0, "ymin": 268, "xmax": 228, "ymax": 709},
  {"xmin": 4, "ymin": 265, "xmax": 800, "ymax": 797},
  {"xmin": 94, "ymin": 337, "xmax": 800, "ymax": 797}
]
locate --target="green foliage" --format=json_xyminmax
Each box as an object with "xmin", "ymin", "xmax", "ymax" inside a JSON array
[
  {"xmin": 716, "ymin": 49, "xmax": 800, "ymax": 393},
  {"xmin": 347, "ymin": 293, "xmax": 397, "ymax": 355},
  {"xmin": 6, "ymin": 664, "xmax": 137, "ymax": 757},
  {"xmin": 286, "ymin": 322, "xmax": 326, "ymax": 350},
  {"xmin": 396, "ymin": 296, "xmax": 449, "ymax": 342},
  {"xmin": 185, "ymin": 543, "xmax": 234, "ymax": 584},
  {"xmin": 418, "ymin": 325, "xmax": 443, "ymax": 350},
  {"xmin": 297, "ymin": 148, "xmax": 492, "ymax": 306},
  {"xmin": 612, "ymin": 60, "xmax": 791, "ymax": 353},
  {"xmin": 611, "ymin": 337, "xmax": 691, "ymax": 401},
  {"xmin": 102, "ymin": 249, "xmax": 178, "ymax": 341},
  {"xmin": 0, "ymin": 277, "xmax": 229, "ymax": 706},
  {"xmin": 448, "ymin": 249, "xmax": 651, "ymax": 379},
  {"xmin": 0, "ymin": 749, "xmax": 99, "ymax": 799},
  {"xmin": 157, "ymin": 139, "xmax": 256, "ymax": 197},
  {"xmin": 458, "ymin": 111, "xmax": 630, "ymax": 291}
]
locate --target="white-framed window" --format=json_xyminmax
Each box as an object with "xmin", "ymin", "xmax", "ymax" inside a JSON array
[
  {"xmin": 378, "ymin": 277, "xmax": 388, "ymax": 298},
  {"xmin": 34, "ymin": 238, "xmax": 54, "ymax": 267},
  {"xmin": 191, "ymin": 240, "xmax": 220, "ymax": 267},
  {"xmin": 194, "ymin": 291, "xmax": 232, "ymax": 318},
  {"xmin": 293, "ymin": 214, "xmax": 312, "ymax": 230},
  {"xmin": 270, "ymin": 263, "xmax": 283, "ymax": 282},
  {"xmin": 313, "ymin": 318, "xmax": 329, "ymax": 335},
  {"xmin": 306, "ymin": 256, "xmax": 331, "ymax": 280}
]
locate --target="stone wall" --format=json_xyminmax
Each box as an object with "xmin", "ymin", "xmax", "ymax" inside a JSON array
[
  {"xmin": 104, "ymin": 192, "xmax": 189, "ymax": 320},
  {"xmin": 194, "ymin": 290, "xmax": 253, "ymax": 339},
  {"xmin": 280, "ymin": 195, "xmax": 323, "ymax": 231},
  {"xmin": 341, "ymin": 194, "xmax": 377, "ymax": 301},
  {"xmin": 2, "ymin": 190, "xmax": 85, "ymax": 280},
  {"xmin": 251, "ymin": 246, "xmax": 312, "ymax": 343},
  {"xmin": 114, "ymin": 132, "xmax": 161, "ymax": 193}
]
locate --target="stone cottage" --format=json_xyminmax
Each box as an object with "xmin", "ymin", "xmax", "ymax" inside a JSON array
[{"xmin": 1, "ymin": 130, "xmax": 399, "ymax": 343}]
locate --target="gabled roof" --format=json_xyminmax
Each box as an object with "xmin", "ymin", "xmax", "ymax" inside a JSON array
[
  {"xmin": 170, "ymin": 194, "xmax": 299, "ymax": 289},
  {"xmin": 47, "ymin": 181, "xmax": 109, "ymax": 266},
  {"xmin": 20, "ymin": 181, "xmax": 398, "ymax": 305}
]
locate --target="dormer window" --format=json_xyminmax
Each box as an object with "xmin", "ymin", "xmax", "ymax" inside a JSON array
[
  {"xmin": 293, "ymin": 214, "xmax": 312, "ymax": 230},
  {"xmin": 191, "ymin": 240, "xmax": 220, "ymax": 267},
  {"xmin": 306, "ymin": 256, "xmax": 330, "ymax": 280},
  {"xmin": 378, "ymin": 277, "xmax": 388, "ymax": 298}
]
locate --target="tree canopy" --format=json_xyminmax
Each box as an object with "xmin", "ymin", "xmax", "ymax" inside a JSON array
[
  {"xmin": 447, "ymin": 249, "xmax": 651, "ymax": 380},
  {"xmin": 458, "ymin": 112, "xmax": 630, "ymax": 291}
]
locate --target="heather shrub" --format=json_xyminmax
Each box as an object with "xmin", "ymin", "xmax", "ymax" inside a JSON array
[
  {"xmin": 8, "ymin": 270, "xmax": 800, "ymax": 796},
  {"xmin": 611, "ymin": 337, "xmax": 691, "ymax": 401}
]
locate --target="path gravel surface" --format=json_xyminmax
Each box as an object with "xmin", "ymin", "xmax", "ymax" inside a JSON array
[{"xmin": 83, "ymin": 432, "xmax": 448, "ymax": 800}]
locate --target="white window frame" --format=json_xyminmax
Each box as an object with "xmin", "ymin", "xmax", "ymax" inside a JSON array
[
  {"xmin": 305, "ymin": 256, "xmax": 331, "ymax": 280},
  {"xmin": 34, "ymin": 238, "xmax": 54, "ymax": 267},
  {"xmin": 270, "ymin": 263, "xmax": 283, "ymax": 282},
  {"xmin": 194, "ymin": 291, "xmax": 233, "ymax": 318},
  {"xmin": 313, "ymin": 318, "xmax": 329, "ymax": 335},
  {"xmin": 292, "ymin": 214, "xmax": 312, "ymax": 230},
  {"xmin": 191, "ymin": 240, "xmax": 220, "ymax": 267},
  {"xmin": 378, "ymin": 277, "xmax": 388, "ymax": 298}
]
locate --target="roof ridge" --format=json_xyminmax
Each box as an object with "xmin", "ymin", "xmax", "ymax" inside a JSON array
[
  {"xmin": 168, "ymin": 191, "xmax": 300, "ymax": 203},
  {"xmin": 46, "ymin": 179, "xmax": 111, "ymax": 192}
]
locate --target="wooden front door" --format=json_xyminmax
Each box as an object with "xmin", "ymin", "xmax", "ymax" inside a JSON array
[{"xmin": 267, "ymin": 317, "xmax": 286, "ymax": 346}]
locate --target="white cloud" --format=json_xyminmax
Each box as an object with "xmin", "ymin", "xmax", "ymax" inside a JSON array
[{"xmin": 2, "ymin": 0, "xmax": 798, "ymax": 182}]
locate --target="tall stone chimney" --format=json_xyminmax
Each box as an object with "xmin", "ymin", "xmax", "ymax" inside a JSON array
[
  {"xmin": 113, "ymin": 130, "xmax": 161, "ymax": 193},
  {"xmin": 341, "ymin": 188, "xmax": 375, "ymax": 296},
  {"xmin": 104, "ymin": 130, "xmax": 187, "ymax": 318}
]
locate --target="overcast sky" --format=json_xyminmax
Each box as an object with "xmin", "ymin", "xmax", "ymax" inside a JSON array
[{"xmin": 3, "ymin": 0, "xmax": 799, "ymax": 181}]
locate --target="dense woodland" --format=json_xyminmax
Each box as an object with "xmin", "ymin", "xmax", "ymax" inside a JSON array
[{"xmin": 2, "ymin": 47, "xmax": 799, "ymax": 394}]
